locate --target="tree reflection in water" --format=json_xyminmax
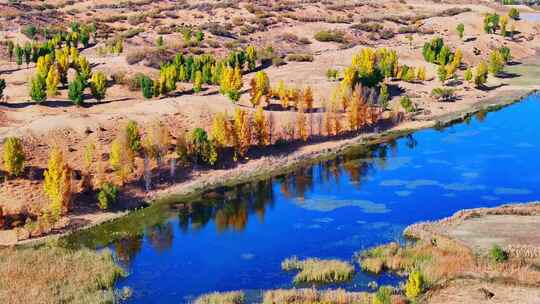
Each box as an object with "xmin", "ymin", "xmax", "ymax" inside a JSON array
[{"xmin": 110, "ymin": 134, "xmax": 419, "ymax": 266}]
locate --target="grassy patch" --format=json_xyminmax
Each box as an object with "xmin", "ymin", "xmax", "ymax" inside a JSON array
[
  {"xmin": 194, "ymin": 291, "xmax": 245, "ymax": 304},
  {"xmin": 263, "ymin": 288, "xmax": 371, "ymax": 304},
  {"xmin": 281, "ymin": 256, "xmax": 355, "ymax": 284},
  {"xmin": 0, "ymin": 246, "xmax": 125, "ymax": 304},
  {"xmin": 314, "ymin": 30, "xmax": 346, "ymax": 43}
]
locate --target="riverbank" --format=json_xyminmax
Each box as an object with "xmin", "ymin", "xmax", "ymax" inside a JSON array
[
  {"xmin": 5, "ymin": 55, "xmax": 540, "ymax": 247},
  {"xmin": 381, "ymin": 202, "xmax": 540, "ymax": 303}
]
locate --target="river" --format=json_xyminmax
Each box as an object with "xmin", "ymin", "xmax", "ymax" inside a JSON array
[{"xmin": 63, "ymin": 93, "xmax": 540, "ymax": 303}]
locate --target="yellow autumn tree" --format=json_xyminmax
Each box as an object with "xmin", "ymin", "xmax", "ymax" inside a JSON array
[
  {"xmin": 110, "ymin": 132, "xmax": 134, "ymax": 186},
  {"xmin": 249, "ymin": 71, "xmax": 270, "ymax": 107},
  {"xmin": 46, "ymin": 65, "xmax": 60, "ymax": 97},
  {"xmin": 302, "ymin": 86, "xmax": 314, "ymax": 112},
  {"xmin": 210, "ymin": 111, "xmax": 232, "ymax": 149},
  {"xmin": 253, "ymin": 106, "xmax": 270, "ymax": 146},
  {"xmin": 296, "ymin": 105, "xmax": 308, "ymax": 142},
  {"xmin": 43, "ymin": 147, "xmax": 72, "ymax": 220},
  {"xmin": 233, "ymin": 108, "xmax": 251, "ymax": 158}
]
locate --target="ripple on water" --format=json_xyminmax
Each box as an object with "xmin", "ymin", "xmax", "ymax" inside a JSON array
[
  {"xmin": 295, "ymin": 197, "xmax": 390, "ymax": 213},
  {"xmin": 493, "ymin": 187, "xmax": 533, "ymax": 195}
]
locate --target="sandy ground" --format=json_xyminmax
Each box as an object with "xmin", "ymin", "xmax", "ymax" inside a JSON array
[
  {"xmin": 403, "ymin": 202, "xmax": 540, "ymax": 303},
  {"xmin": 427, "ymin": 279, "xmax": 540, "ymax": 304}
]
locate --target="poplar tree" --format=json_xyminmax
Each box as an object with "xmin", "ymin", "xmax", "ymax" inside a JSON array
[
  {"xmin": 253, "ymin": 106, "xmax": 270, "ymax": 146},
  {"xmin": 233, "ymin": 108, "xmax": 251, "ymax": 158},
  {"xmin": 90, "ymin": 71, "xmax": 107, "ymax": 101},
  {"xmin": 43, "ymin": 148, "xmax": 72, "ymax": 220},
  {"xmin": 46, "ymin": 66, "xmax": 60, "ymax": 97},
  {"xmin": 3, "ymin": 137, "xmax": 25, "ymax": 177},
  {"xmin": 30, "ymin": 74, "xmax": 47, "ymax": 103}
]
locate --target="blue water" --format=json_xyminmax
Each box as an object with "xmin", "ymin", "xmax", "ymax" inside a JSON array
[{"xmin": 69, "ymin": 94, "xmax": 540, "ymax": 303}]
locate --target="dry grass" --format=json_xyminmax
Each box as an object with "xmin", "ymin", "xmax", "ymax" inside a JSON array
[
  {"xmin": 263, "ymin": 288, "xmax": 371, "ymax": 304},
  {"xmin": 358, "ymin": 239, "xmax": 474, "ymax": 286},
  {"xmin": 281, "ymin": 256, "xmax": 355, "ymax": 284},
  {"xmin": 0, "ymin": 246, "xmax": 125, "ymax": 304},
  {"xmin": 194, "ymin": 291, "xmax": 245, "ymax": 304}
]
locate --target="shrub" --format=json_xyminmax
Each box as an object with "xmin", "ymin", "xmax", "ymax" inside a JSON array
[
  {"xmin": 456, "ymin": 23, "xmax": 464, "ymax": 39},
  {"xmin": 508, "ymin": 8, "xmax": 519, "ymax": 20},
  {"xmin": 126, "ymin": 49, "xmax": 146, "ymax": 65},
  {"xmin": 3, "ymin": 137, "xmax": 25, "ymax": 177},
  {"xmin": 326, "ymin": 68, "xmax": 339, "ymax": 81},
  {"xmin": 286, "ymin": 53, "xmax": 314, "ymax": 62},
  {"xmin": 499, "ymin": 47, "xmax": 511, "ymax": 63},
  {"xmin": 400, "ymin": 96, "xmax": 415, "ymax": 113},
  {"xmin": 405, "ymin": 270, "xmax": 424, "ymax": 299},
  {"xmin": 431, "ymin": 87, "xmax": 455, "ymax": 102},
  {"xmin": 314, "ymin": 29, "xmax": 346, "ymax": 43},
  {"xmin": 97, "ymin": 182, "xmax": 119, "ymax": 210},
  {"xmin": 490, "ymin": 244, "xmax": 508, "ymax": 263}
]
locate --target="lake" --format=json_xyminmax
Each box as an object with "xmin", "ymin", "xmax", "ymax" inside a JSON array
[{"xmin": 64, "ymin": 93, "xmax": 540, "ymax": 303}]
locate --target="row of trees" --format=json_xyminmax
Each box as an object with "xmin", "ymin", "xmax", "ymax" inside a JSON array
[
  {"xmin": 138, "ymin": 46, "xmax": 257, "ymax": 101},
  {"xmin": 28, "ymin": 47, "xmax": 107, "ymax": 105}
]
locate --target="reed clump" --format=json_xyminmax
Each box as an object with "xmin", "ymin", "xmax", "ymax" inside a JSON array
[
  {"xmin": 194, "ymin": 291, "xmax": 245, "ymax": 304},
  {"xmin": 281, "ymin": 256, "xmax": 355, "ymax": 284}
]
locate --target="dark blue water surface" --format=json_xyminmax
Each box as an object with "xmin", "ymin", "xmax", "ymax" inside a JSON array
[{"xmin": 67, "ymin": 94, "xmax": 540, "ymax": 303}]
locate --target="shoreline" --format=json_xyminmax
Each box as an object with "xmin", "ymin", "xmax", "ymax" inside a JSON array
[{"xmin": 11, "ymin": 83, "xmax": 539, "ymax": 248}]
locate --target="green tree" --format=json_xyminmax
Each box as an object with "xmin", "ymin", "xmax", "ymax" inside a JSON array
[
  {"xmin": 484, "ymin": 13, "xmax": 500, "ymax": 34},
  {"xmin": 15, "ymin": 45, "xmax": 23, "ymax": 67},
  {"xmin": 0, "ymin": 78, "xmax": 6, "ymax": 100},
  {"xmin": 378, "ymin": 83, "xmax": 389, "ymax": 109},
  {"xmin": 23, "ymin": 42, "xmax": 32, "ymax": 68},
  {"xmin": 194, "ymin": 31, "xmax": 204, "ymax": 43},
  {"xmin": 456, "ymin": 23, "xmax": 465, "ymax": 40},
  {"xmin": 464, "ymin": 67, "xmax": 473, "ymax": 82},
  {"xmin": 30, "ymin": 74, "xmax": 47, "ymax": 103},
  {"xmin": 90, "ymin": 71, "xmax": 107, "ymax": 101},
  {"xmin": 141, "ymin": 75, "xmax": 154, "ymax": 99},
  {"xmin": 68, "ymin": 75, "xmax": 85, "ymax": 106},
  {"xmin": 97, "ymin": 182, "xmax": 118, "ymax": 210},
  {"xmin": 7, "ymin": 40, "xmax": 14, "ymax": 62},
  {"xmin": 3, "ymin": 137, "xmax": 25, "ymax": 177}
]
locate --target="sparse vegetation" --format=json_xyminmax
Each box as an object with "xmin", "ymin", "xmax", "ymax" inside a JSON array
[{"xmin": 314, "ymin": 29, "xmax": 346, "ymax": 43}]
